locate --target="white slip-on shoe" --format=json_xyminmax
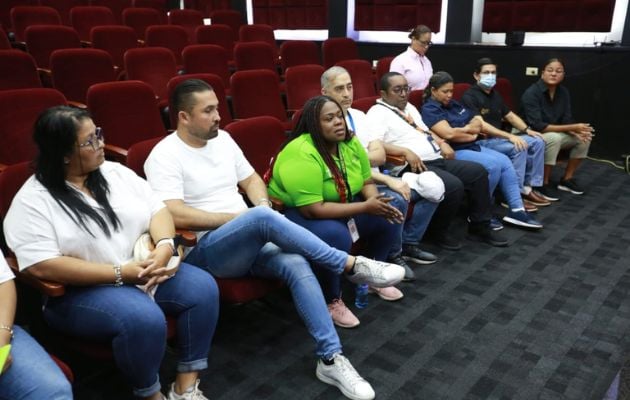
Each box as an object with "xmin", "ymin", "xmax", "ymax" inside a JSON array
[
  {"xmin": 345, "ymin": 256, "xmax": 404, "ymax": 288},
  {"xmin": 316, "ymin": 354, "xmax": 375, "ymax": 400}
]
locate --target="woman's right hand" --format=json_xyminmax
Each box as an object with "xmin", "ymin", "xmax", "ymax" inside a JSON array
[
  {"xmin": 364, "ymin": 193, "xmax": 404, "ymax": 224},
  {"xmin": 120, "ymin": 260, "xmax": 153, "ymax": 285},
  {"xmin": 404, "ymin": 150, "xmax": 427, "ymax": 172}
]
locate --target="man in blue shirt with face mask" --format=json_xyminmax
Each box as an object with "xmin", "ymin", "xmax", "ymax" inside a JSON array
[{"xmin": 461, "ymin": 58, "xmax": 550, "ymax": 208}]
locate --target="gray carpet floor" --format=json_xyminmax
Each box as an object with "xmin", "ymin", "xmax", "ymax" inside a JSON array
[{"xmin": 65, "ymin": 159, "xmax": 630, "ymax": 400}]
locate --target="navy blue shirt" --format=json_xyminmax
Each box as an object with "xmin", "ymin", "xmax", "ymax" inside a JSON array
[
  {"xmin": 421, "ymin": 98, "xmax": 480, "ymax": 151},
  {"xmin": 461, "ymin": 84, "xmax": 510, "ymax": 130},
  {"xmin": 520, "ymin": 79, "xmax": 573, "ymax": 132}
]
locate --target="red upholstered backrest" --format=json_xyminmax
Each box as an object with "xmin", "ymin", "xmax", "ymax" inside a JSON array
[
  {"xmin": 145, "ymin": 24, "xmax": 189, "ymax": 65},
  {"xmin": 133, "ymin": 0, "xmax": 166, "ymax": 12},
  {"xmin": 234, "ymin": 41, "xmax": 277, "ymax": 73},
  {"xmin": 181, "ymin": 44, "xmax": 231, "ymax": 89},
  {"xmin": 351, "ymin": 95, "xmax": 379, "ymax": 114},
  {"xmin": 408, "ymin": 89, "xmax": 424, "ymax": 110},
  {"xmin": 39, "ymin": 0, "xmax": 85, "ymax": 25},
  {"xmin": 336, "ymin": 59, "xmax": 376, "ymax": 100},
  {"xmin": 453, "ymin": 83, "xmax": 471, "ymax": 101},
  {"xmin": 280, "ymin": 40, "xmax": 320, "ymax": 71},
  {"xmin": 125, "ymin": 135, "xmax": 165, "ymax": 178},
  {"xmin": 0, "ymin": 50, "xmax": 42, "ymax": 90},
  {"xmin": 168, "ymin": 9, "xmax": 203, "ymax": 42},
  {"xmin": 195, "ymin": 24, "xmax": 235, "ymax": 61},
  {"xmin": 376, "ymin": 56, "xmax": 394, "ymax": 91},
  {"xmin": 495, "ymin": 77, "xmax": 514, "ymax": 111},
  {"xmin": 69, "ymin": 6, "xmax": 117, "ymax": 41},
  {"xmin": 124, "ymin": 46, "xmax": 177, "ymax": 101},
  {"xmin": 50, "ymin": 48, "xmax": 116, "ymax": 104},
  {"xmin": 0, "ymin": 88, "xmax": 67, "ymax": 165},
  {"xmin": 91, "ymin": 25, "xmax": 138, "ymax": 68},
  {"xmin": 209, "ymin": 10, "xmax": 243, "ymax": 41},
  {"xmin": 239, "ymin": 24, "xmax": 277, "ymax": 59},
  {"xmin": 224, "ymin": 116, "xmax": 287, "ymax": 177},
  {"xmin": 87, "ymin": 80, "xmax": 166, "ymax": 149},
  {"xmin": 0, "ymin": 161, "xmax": 35, "ymax": 220},
  {"xmin": 285, "ymin": 64, "xmax": 325, "ymax": 111},
  {"xmin": 10, "ymin": 6, "xmax": 61, "ymax": 42},
  {"xmin": 322, "ymin": 37, "xmax": 359, "ymax": 69},
  {"xmin": 122, "ymin": 7, "xmax": 163, "ymax": 39},
  {"xmin": 24, "ymin": 25, "xmax": 81, "ymax": 69},
  {"xmin": 167, "ymin": 73, "xmax": 232, "ymax": 128},
  {"xmin": 0, "ymin": 0, "xmax": 38, "ymax": 31},
  {"xmin": 230, "ymin": 69, "xmax": 287, "ymax": 121},
  {"xmin": 0, "ymin": 28, "xmax": 10, "ymax": 49},
  {"xmin": 89, "ymin": 0, "xmax": 131, "ymax": 24}
]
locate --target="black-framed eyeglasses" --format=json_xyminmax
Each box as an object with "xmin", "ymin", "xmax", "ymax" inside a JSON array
[
  {"xmin": 78, "ymin": 127, "xmax": 104, "ymax": 151},
  {"xmin": 391, "ymin": 85, "xmax": 411, "ymax": 95}
]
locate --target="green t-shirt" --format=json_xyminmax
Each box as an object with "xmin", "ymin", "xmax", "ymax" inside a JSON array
[{"xmin": 267, "ymin": 133, "xmax": 371, "ymax": 207}]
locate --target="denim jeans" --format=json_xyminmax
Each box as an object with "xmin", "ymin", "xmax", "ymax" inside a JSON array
[
  {"xmin": 43, "ymin": 263, "xmax": 218, "ymax": 398},
  {"xmin": 0, "ymin": 326, "xmax": 73, "ymax": 400},
  {"xmin": 283, "ymin": 207, "xmax": 398, "ymax": 303},
  {"xmin": 185, "ymin": 206, "xmax": 348, "ymax": 359},
  {"xmin": 455, "ymin": 147, "xmax": 524, "ymax": 210},
  {"xmin": 402, "ymin": 190, "xmax": 439, "ymax": 246},
  {"xmin": 477, "ymin": 136, "xmax": 544, "ymax": 189}
]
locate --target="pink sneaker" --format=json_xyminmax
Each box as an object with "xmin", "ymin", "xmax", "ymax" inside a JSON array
[
  {"xmin": 328, "ymin": 298, "xmax": 360, "ymax": 328},
  {"xmin": 369, "ymin": 286, "xmax": 404, "ymax": 301}
]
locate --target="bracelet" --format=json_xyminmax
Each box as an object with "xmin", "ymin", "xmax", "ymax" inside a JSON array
[
  {"xmin": 0, "ymin": 324, "xmax": 14, "ymax": 339},
  {"xmin": 258, "ymin": 198, "xmax": 273, "ymax": 207},
  {"xmin": 113, "ymin": 264, "xmax": 123, "ymax": 287}
]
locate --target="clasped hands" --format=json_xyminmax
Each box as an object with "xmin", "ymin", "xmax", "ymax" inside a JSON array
[{"xmin": 123, "ymin": 245, "xmax": 179, "ymax": 290}]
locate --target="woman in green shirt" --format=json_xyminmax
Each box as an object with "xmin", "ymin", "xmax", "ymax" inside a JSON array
[{"xmin": 268, "ymin": 96, "xmax": 404, "ymax": 328}]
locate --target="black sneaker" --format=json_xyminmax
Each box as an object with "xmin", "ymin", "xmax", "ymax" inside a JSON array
[
  {"xmin": 387, "ymin": 254, "xmax": 415, "ymax": 281},
  {"xmin": 402, "ymin": 244, "xmax": 438, "ymax": 265},
  {"xmin": 468, "ymin": 225, "xmax": 509, "ymax": 247},
  {"xmin": 426, "ymin": 232, "xmax": 462, "ymax": 251},
  {"xmin": 537, "ymin": 185, "xmax": 561, "ymax": 202},
  {"xmin": 557, "ymin": 178, "xmax": 584, "ymax": 195}
]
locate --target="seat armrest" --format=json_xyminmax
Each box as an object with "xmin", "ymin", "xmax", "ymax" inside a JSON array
[
  {"xmin": 5, "ymin": 256, "xmax": 66, "ymax": 297},
  {"xmin": 104, "ymin": 144, "xmax": 128, "ymax": 163}
]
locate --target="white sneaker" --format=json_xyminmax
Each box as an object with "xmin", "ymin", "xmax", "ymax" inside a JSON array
[
  {"xmin": 167, "ymin": 380, "xmax": 208, "ymax": 400},
  {"xmin": 316, "ymin": 354, "xmax": 375, "ymax": 400},
  {"xmin": 345, "ymin": 256, "xmax": 404, "ymax": 288}
]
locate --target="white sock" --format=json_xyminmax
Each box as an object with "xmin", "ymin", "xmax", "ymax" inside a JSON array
[
  {"xmin": 521, "ymin": 186, "xmax": 532, "ymax": 195},
  {"xmin": 511, "ymin": 207, "xmax": 525, "ymax": 212}
]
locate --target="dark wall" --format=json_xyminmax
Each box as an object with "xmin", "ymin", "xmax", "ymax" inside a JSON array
[{"xmin": 358, "ymin": 42, "xmax": 630, "ymax": 160}]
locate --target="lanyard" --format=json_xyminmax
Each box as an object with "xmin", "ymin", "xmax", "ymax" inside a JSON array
[
  {"xmin": 346, "ymin": 111, "xmax": 356, "ymax": 133},
  {"xmin": 336, "ymin": 145, "xmax": 352, "ymax": 203},
  {"xmin": 377, "ymin": 101, "xmax": 440, "ymax": 153}
]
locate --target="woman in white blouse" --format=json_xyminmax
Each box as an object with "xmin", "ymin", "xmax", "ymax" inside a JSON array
[{"xmin": 4, "ymin": 106, "xmax": 218, "ymax": 400}]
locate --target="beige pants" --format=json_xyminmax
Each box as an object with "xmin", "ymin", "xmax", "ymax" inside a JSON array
[{"xmin": 542, "ymin": 131, "xmax": 590, "ymax": 165}]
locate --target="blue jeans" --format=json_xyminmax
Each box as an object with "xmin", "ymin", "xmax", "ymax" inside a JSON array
[
  {"xmin": 283, "ymin": 207, "xmax": 398, "ymax": 303},
  {"xmin": 185, "ymin": 206, "xmax": 348, "ymax": 359},
  {"xmin": 43, "ymin": 263, "xmax": 218, "ymax": 398},
  {"xmin": 402, "ymin": 190, "xmax": 439, "ymax": 246},
  {"xmin": 477, "ymin": 136, "xmax": 544, "ymax": 189},
  {"xmin": 0, "ymin": 326, "xmax": 72, "ymax": 400},
  {"xmin": 455, "ymin": 147, "xmax": 524, "ymax": 210}
]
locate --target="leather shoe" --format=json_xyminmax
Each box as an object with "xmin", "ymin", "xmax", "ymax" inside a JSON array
[
  {"xmin": 387, "ymin": 254, "xmax": 415, "ymax": 281},
  {"xmin": 522, "ymin": 191, "xmax": 551, "ymax": 207}
]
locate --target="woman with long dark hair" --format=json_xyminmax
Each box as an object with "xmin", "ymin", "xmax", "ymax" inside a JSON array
[
  {"xmin": 268, "ymin": 96, "xmax": 404, "ymax": 329},
  {"xmin": 3, "ymin": 106, "xmax": 218, "ymax": 400}
]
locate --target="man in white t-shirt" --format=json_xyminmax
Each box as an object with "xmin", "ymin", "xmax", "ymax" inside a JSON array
[
  {"xmin": 366, "ymin": 72, "xmax": 509, "ymax": 248},
  {"xmin": 320, "ymin": 66, "xmax": 440, "ymax": 282},
  {"xmin": 145, "ymin": 79, "xmax": 406, "ymax": 400}
]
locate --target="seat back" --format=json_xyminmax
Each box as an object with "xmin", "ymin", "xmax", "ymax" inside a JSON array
[
  {"xmin": 181, "ymin": 44, "xmax": 230, "ymax": 90},
  {"xmin": 10, "ymin": 6, "xmax": 61, "ymax": 42},
  {"xmin": 0, "ymin": 0, "xmax": 37, "ymax": 32},
  {"xmin": 224, "ymin": 116, "xmax": 286, "ymax": 176},
  {"xmin": 39, "ymin": 0, "xmax": 84, "ymax": 25},
  {"xmin": 87, "ymin": 80, "xmax": 167, "ymax": 150},
  {"xmin": 195, "ymin": 24, "xmax": 234, "ymax": 62},
  {"xmin": 125, "ymin": 135, "xmax": 165, "ymax": 178},
  {"xmin": 122, "ymin": 7, "xmax": 163, "ymax": 39},
  {"xmin": 322, "ymin": 37, "xmax": 358, "ymax": 68},
  {"xmin": 133, "ymin": 0, "xmax": 166, "ymax": 12},
  {"xmin": 408, "ymin": 89, "xmax": 424, "ymax": 110},
  {"xmin": 168, "ymin": 9, "xmax": 203, "ymax": 42},
  {"xmin": 69, "ymin": 6, "xmax": 117, "ymax": 42},
  {"xmin": 124, "ymin": 46, "xmax": 177, "ymax": 101},
  {"xmin": 0, "ymin": 161, "xmax": 34, "ymax": 224},
  {"xmin": 50, "ymin": 48, "xmax": 116, "ymax": 104},
  {"xmin": 24, "ymin": 25, "xmax": 81, "ymax": 69},
  {"xmin": 0, "ymin": 88, "xmax": 67, "ymax": 165},
  {"xmin": 167, "ymin": 73, "xmax": 232, "ymax": 128},
  {"xmin": 89, "ymin": 0, "xmax": 131, "ymax": 24},
  {"xmin": 209, "ymin": 9, "xmax": 242, "ymax": 41},
  {"xmin": 376, "ymin": 56, "xmax": 394, "ymax": 90},
  {"xmin": 90, "ymin": 25, "xmax": 138, "ymax": 69},
  {"xmin": 279, "ymin": 40, "xmax": 320, "ymax": 71},
  {"xmin": 351, "ymin": 95, "xmax": 379, "ymax": 114},
  {"xmin": 336, "ymin": 59, "xmax": 376, "ymax": 100},
  {"xmin": 239, "ymin": 24, "xmax": 277, "ymax": 60},
  {"xmin": 284, "ymin": 64, "xmax": 325, "ymax": 111},
  {"xmin": 495, "ymin": 77, "xmax": 515, "ymax": 110},
  {"xmin": 234, "ymin": 41, "xmax": 276, "ymax": 73},
  {"xmin": 145, "ymin": 24, "xmax": 189, "ymax": 65},
  {"xmin": 453, "ymin": 82, "xmax": 471, "ymax": 101},
  {"xmin": 0, "ymin": 50, "xmax": 41, "ymax": 91},
  {"xmin": 230, "ymin": 69, "xmax": 286, "ymax": 121}
]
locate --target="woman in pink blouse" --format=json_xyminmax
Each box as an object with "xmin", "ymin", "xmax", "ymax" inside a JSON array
[{"xmin": 390, "ymin": 24, "xmax": 434, "ymax": 91}]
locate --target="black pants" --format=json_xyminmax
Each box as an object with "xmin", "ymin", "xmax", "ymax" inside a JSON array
[{"xmin": 424, "ymin": 158, "xmax": 492, "ymax": 234}]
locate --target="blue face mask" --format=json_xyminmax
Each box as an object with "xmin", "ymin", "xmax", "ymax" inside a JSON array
[{"xmin": 479, "ymin": 74, "xmax": 496, "ymax": 89}]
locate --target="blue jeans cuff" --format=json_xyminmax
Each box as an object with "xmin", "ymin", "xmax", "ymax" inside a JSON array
[
  {"xmin": 177, "ymin": 359, "xmax": 208, "ymax": 373},
  {"xmin": 133, "ymin": 375, "xmax": 161, "ymax": 398}
]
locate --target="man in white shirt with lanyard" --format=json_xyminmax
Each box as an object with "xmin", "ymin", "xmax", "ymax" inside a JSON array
[{"xmin": 321, "ymin": 66, "xmax": 440, "ymax": 284}]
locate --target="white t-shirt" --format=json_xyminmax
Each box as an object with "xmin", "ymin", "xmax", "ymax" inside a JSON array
[
  {"xmin": 366, "ymin": 100, "xmax": 442, "ymax": 162},
  {"xmin": 0, "ymin": 255, "xmax": 14, "ymax": 285},
  {"xmin": 346, "ymin": 107, "xmax": 380, "ymax": 173},
  {"xmin": 3, "ymin": 162, "xmax": 165, "ymax": 271},
  {"xmin": 144, "ymin": 131, "xmax": 255, "ymax": 215}
]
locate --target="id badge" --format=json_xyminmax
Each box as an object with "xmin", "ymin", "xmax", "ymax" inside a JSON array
[{"xmin": 347, "ymin": 218, "xmax": 360, "ymax": 242}]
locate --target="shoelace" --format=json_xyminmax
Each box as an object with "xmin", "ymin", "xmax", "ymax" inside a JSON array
[
  {"xmin": 333, "ymin": 356, "xmax": 365, "ymax": 388},
  {"xmin": 356, "ymin": 259, "xmax": 387, "ymax": 280}
]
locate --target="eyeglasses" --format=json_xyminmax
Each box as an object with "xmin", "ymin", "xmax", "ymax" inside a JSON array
[
  {"xmin": 416, "ymin": 40, "xmax": 432, "ymax": 47},
  {"xmin": 391, "ymin": 85, "xmax": 411, "ymax": 95},
  {"xmin": 78, "ymin": 127, "xmax": 104, "ymax": 151}
]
